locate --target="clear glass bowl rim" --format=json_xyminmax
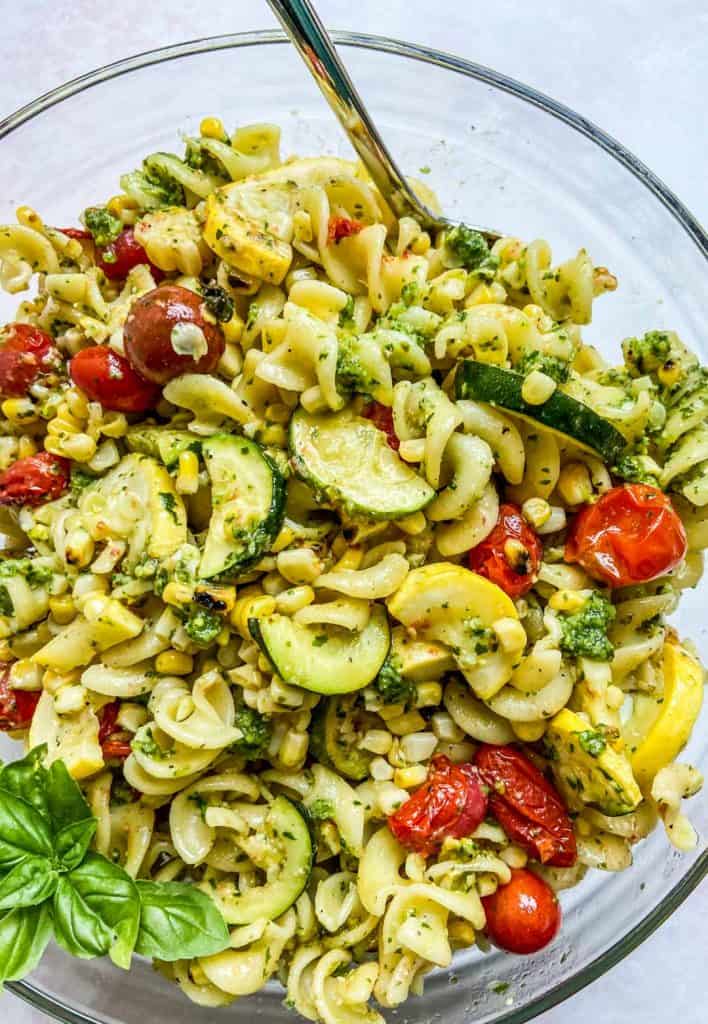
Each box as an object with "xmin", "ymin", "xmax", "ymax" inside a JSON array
[{"xmin": 2, "ymin": 27, "xmax": 706, "ymax": 1024}]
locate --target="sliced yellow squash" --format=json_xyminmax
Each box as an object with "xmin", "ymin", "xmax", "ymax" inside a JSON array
[{"xmin": 32, "ymin": 596, "xmax": 144, "ymax": 671}]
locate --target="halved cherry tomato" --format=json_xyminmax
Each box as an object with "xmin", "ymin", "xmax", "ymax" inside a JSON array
[
  {"xmin": 70, "ymin": 345, "xmax": 161, "ymax": 413},
  {"xmin": 96, "ymin": 227, "xmax": 164, "ymax": 282},
  {"xmin": 468, "ymin": 504, "xmax": 542, "ymax": 599},
  {"xmin": 124, "ymin": 284, "xmax": 225, "ymax": 385},
  {"xmin": 482, "ymin": 868, "xmax": 561, "ymax": 954},
  {"xmin": 0, "ymin": 323, "xmax": 61, "ymax": 397},
  {"xmin": 565, "ymin": 483, "xmax": 687, "ymax": 588},
  {"xmin": 97, "ymin": 700, "xmax": 132, "ymax": 760},
  {"xmin": 475, "ymin": 744, "xmax": 576, "ymax": 867},
  {"xmin": 328, "ymin": 216, "xmax": 364, "ymax": 243},
  {"xmin": 0, "ymin": 666, "xmax": 41, "ymax": 730},
  {"xmin": 0, "ymin": 452, "xmax": 70, "ymax": 507},
  {"xmin": 363, "ymin": 401, "xmax": 399, "ymax": 450},
  {"xmin": 388, "ymin": 754, "xmax": 488, "ymax": 856}
]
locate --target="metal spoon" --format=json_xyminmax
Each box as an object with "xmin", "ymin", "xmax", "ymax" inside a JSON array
[{"xmin": 266, "ymin": 0, "xmax": 500, "ymax": 241}]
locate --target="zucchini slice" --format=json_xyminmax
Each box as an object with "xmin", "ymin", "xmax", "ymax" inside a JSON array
[
  {"xmin": 126, "ymin": 426, "xmax": 199, "ymax": 468},
  {"xmin": 199, "ymin": 435, "xmax": 286, "ymax": 579},
  {"xmin": 455, "ymin": 360, "xmax": 626, "ymax": 462},
  {"xmin": 208, "ymin": 796, "xmax": 312, "ymax": 925},
  {"xmin": 289, "ymin": 408, "xmax": 434, "ymax": 520},
  {"xmin": 249, "ymin": 605, "xmax": 390, "ymax": 695},
  {"xmin": 311, "ymin": 695, "xmax": 380, "ymax": 781}
]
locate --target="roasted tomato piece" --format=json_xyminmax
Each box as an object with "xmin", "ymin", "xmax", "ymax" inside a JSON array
[
  {"xmin": 363, "ymin": 401, "xmax": 399, "ymax": 451},
  {"xmin": 124, "ymin": 284, "xmax": 225, "ymax": 384},
  {"xmin": 468, "ymin": 504, "xmax": 542, "ymax": 599},
  {"xmin": 482, "ymin": 868, "xmax": 561, "ymax": 954},
  {"xmin": 69, "ymin": 345, "xmax": 161, "ymax": 413},
  {"xmin": 98, "ymin": 700, "xmax": 131, "ymax": 760},
  {"xmin": 328, "ymin": 216, "xmax": 364, "ymax": 243},
  {"xmin": 565, "ymin": 483, "xmax": 687, "ymax": 588},
  {"xmin": 475, "ymin": 744, "xmax": 576, "ymax": 867},
  {"xmin": 388, "ymin": 754, "xmax": 488, "ymax": 855},
  {"xmin": 0, "ymin": 667, "xmax": 41, "ymax": 730},
  {"xmin": 96, "ymin": 227, "xmax": 164, "ymax": 281},
  {"xmin": 0, "ymin": 323, "xmax": 61, "ymax": 397},
  {"xmin": 0, "ymin": 452, "xmax": 70, "ymax": 507}
]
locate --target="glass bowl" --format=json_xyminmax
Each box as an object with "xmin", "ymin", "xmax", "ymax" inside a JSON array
[{"xmin": 1, "ymin": 29, "xmax": 706, "ymax": 1024}]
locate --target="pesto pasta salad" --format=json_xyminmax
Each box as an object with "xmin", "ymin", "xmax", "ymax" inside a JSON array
[{"xmin": 0, "ymin": 117, "xmax": 704, "ymax": 1015}]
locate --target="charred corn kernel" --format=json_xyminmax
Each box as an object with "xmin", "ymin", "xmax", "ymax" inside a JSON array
[
  {"xmin": 194, "ymin": 584, "xmax": 236, "ymax": 615},
  {"xmin": 394, "ymin": 764, "xmax": 428, "ymax": 789},
  {"xmin": 396, "ymin": 511, "xmax": 427, "ymax": 536},
  {"xmin": 521, "ymin": 369, "xmax": 556, "ymax": 405},
  {"xmin": 54, "ymin": 684, "xmax": 88, "ymax": 715},
  {"xmin": 431, "ymin": 711, "xmax": 464, "ymax": 743},
  {"xmin": 548, "ymin": 588, "xmax": 589, "ymax": 613},
  {"xmin": 370, "ymin": 756, "xmax": 394, "ymax": 781},
  {"xmin": 386, "ymin": 710, "xmax": 427, "ymax": 736},
  {"xmin": 200, "ymin": 116, "xmax": 226, "ymax": 139},
  {"xmin": 414, "ymin": 681, "xmax": 443, "ymax": 708},
  {"xmin": 275, "ymin": 585, "xmax": 315, "ymax": 615},
  {"xmin": 332, "ymin": 547, "xmax": 364, "ymax": 572},
  {"xmin": 493, "ymin": 616, "xmax": 526, "ymax": 653},
  {"xmin": 221, "ymin": 315, "xmax": 245, "ymax": 344},
  {"xmin": 279, "ymin": 729, "xmax": 309, "ymax": 768},
  {"xmin": 410, "ymin": 232, "xmax": 431, "ymax": 255},
  {"xmin": 2, "ymin": 398, "xmax": 37, "ymax": 425},
  {"xmin": 377, "ymin": 702, "xmax": 407, "ymax": 722},
  {"xmin": 155, "ymin": 650, "xmax": 194, "ymax": 675},
  {"xmin": 512, "ymin": 720, "xmax": 547, "ymax": 742},
  {"xmin": 658, "ymin": 360, "xmax": 682, "ymax": 387},
  {"xmin": 162, "ymin": 581, "xmax": 194, "ymax": 607},
  {"xmin": 360, "ymin": 729, "xmax": 393, "ymax": 755},
  {"xmin": 17, "ymin": 436, "xmax": 38, "ymax": 458},
  {"xmin": 65, "ymin": 527, "xmax": 94, "ymax": 568},
  {"xmin": 557, "ymin": 461, "xmax": 593, "ymax": 505},
  {"xmin": 8, "ymin": 659, "xmax": 43, "ymax": 690},
  {"xmin": 522, "ymin": 497, "xmax": 551, "ymax": 529},
  {"xmin": 503, "ymin": 538, "xmax": 531, "ymax": 574},
  {"xmin": 176, "ymin": 450, "xmax": 199, "ymax": 495},
  {"xmin": 49, "ymin": 595, "xmax": 77, "ymax": 625},
  {"xmin": 231, "ymin": 594, "xmax": 276, "ymax": 638},
  {"xmin": 449, "ymin": 920, "xmax": 476, "ymax": 947},
  {"xmin": 116, "ymin": 703, "xmax": 148, "ymax": 732}
]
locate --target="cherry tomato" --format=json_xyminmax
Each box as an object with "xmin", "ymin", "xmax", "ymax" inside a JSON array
[
  {"xmin": 98, "ymin": 700, "xmax": 132, "ymax": 760},
  {"xmin": 388, "ymin": 754, "xmax": 488, "ymax": 856},
  {"xmin": 565, "ymin": 483, "xmax": 687, "ymax": 588},
  {"xmin": 96, "ymin": 227, "xmax": 164, "ymax": 281},
  {"xmin": 328, "ymin": 216, "xmax": 364, "ymax": 243},
  {"xmin": 0, "ymin": 323, "xmax": 61, "ymax": 397},
  {"xmin": 475, "ymin": 745, "xmax": 576, "ymax": 867},
  {"xmin": 0, "ymin": 667, "xmax": 41, "ymax": 731},
  {"xmin": 124, "ymin": 284, "xmax": 225, "ymax": 385},
  {"xmin": 70, "ymin": 345, "xmax": 161, "ymax": 413},
  {"xmin": 0, "ymin": 452, "xmax": 70, "ymax": 507},
  {"xmin": 468, "ymin": 504, "xmax": 542, "ymax": 599},
  {"xmin": 363, "ymin": 401, "xmax": 399, "ymax": 450},
  {"xmin": 482, "ymin": 868, "xmax": 561, "ymax": 954}
]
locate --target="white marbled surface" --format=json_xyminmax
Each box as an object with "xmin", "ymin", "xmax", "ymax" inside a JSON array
[{"xmin": 0, "ymin": 1, "xmax": 706, "ymax": 1022}]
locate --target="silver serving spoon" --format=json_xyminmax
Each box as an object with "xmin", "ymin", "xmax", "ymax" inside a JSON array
[{"xmin": 266, "ymin": 0, "xmax": 500, "ymax": 241}]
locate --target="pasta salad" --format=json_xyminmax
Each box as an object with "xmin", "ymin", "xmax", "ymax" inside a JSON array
[{"xmin": 0, "ymin": 116, "xmax": 704, "ymax": 1016}]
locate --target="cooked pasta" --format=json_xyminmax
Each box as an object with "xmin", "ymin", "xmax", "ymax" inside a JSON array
[{"xmin": 0, "ymin": 116, "xmax": 704, "ymax": 1019}]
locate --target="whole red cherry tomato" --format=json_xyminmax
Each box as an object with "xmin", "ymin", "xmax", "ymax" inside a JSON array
[
  {"xmin": 0, "ymin": 452, "xmax": 70, "ymax": 507},
  {"xmin": 482, "ymin": 868, "xmax": 561, "ymax": 954},
  {"xmin": 97, "ymin": 700, "xmax": 132, "ymax": 760},
  {"xmin": 70, "ymin": 345, "xmax": 161, "ymax": 413},
  {"xmin": 565, "ymin": 483, "xmax": 687, "ymax": 588},
  {"xmin": 363, "ymin": 401, "xmax": 399, "ymax": 450},
  {"xmin": 96, "ymin": 227, "xmax": 164, "ymax": 281},
  {"xmin": 0, "ymin": 667, "xmax": 41, "ymax": 730},
  {"xmin": 388, "ymin": 754, "xmax": 488, "ymax": 856},
  {"xmin": 475, "ymin": 745, "xmax": 576, "ymax": 867},
  {"xmin": 124, "ymin": 284, "xmax": 225, "ymax": 385},
  {"xmin": 0, "ymin": 323, "xmax": 61, "ymax": 397},
  {"xmin": 328, "ymin": 216, "xmax": 364, "ymax": 243},
  {"xmin": 468, "ymin": 504, "xmax": 543, "ymax": 599}
]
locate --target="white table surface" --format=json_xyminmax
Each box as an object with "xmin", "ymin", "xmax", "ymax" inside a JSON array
[{"xmin": 1, "ymin": 1, "xmax": 706, "ymax": 1021}]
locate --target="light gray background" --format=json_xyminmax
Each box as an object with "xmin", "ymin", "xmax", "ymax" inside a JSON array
[{"xmin": 1, "ymin": 0, "xmax": 706, "ymax": 1021}]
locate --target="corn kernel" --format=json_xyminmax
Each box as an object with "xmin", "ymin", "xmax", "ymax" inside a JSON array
[
  {"xmin": 275, "ymin": 585, "xmax": 315, "ymax": 616},
  {"xmin": 155, "ymin": 650, "xmax": 194, "ymax": 675},
  {"xmin": 116, "ymin": 703, "xmax": 148, "ymax": 732},
  {"xmin": 606, "ymin": 684, "xmax": 625, "ymax": 710},
  {"xmin": 49, "ymin": 595, "xmax": 77, "ymax": 625},
  {"xmin": 658, "ymin": 360, "xmax": 682, "ymax": 387},
  {"xmin": 557, "ymin": 462, "xmax": 593, "ymax": 506},
  {"xmin": 435, "ymin": 740, "xmax": 476, "ymax": 763},
  {"xmin": 493, "ymin": 616, "xmax": 526, "ymax": 653},
  {"xmin": 359, "ymin": 729, "xmax": 393, "ymax": 755},
  {"xmin": 194, "ymin": 584, "xmax": 236, "ymax": 615},
  {"xmin": 400, "ymin": 731, "xmax": 438, "ymax": 763},
  {"xmin": 410, "ymin": 232, "xmax": 431, "ymax": 255},
  {"xmin": 54, "ymin": 684, "xmax": 87, "ymax": 715},
  {"xmin": 370, "ymin": 756, "xmax": 394, "ymax": 781},
  {"xmin": 377, "ymin": 702, "xmax": 407, "ymax": 722},
  {"xmin": 521, "ymin": 369, "xmax": 556, "ymax": 405},
  {"xmin": 398, "ymin": 439, "xmax": 426, "ymax": 463},
  {"xmin": 0, "ymin": 641, "xmax": 12, "ymax": 663},
  {"xmin": 221, "ymin": 316, "xmax": 244, "ymax": 344},
  {"xmin": 431, "ymin": 712, "xmax": 464, "ymax": 743},
  {"xmin": 17, "ymin": 436, "xmax": 38, "ymax": 458},
  {"xmin": 331, "ymin": 547, "xmax": 364, "ymax": 572},
  {"xmin": 394, "ymin": 764, "xmax": 428, "ymax": 789},
  {"xmin": 106, "ymin": 194, "xmax": 138, "ymax": 217},
  {"xmin": 176, "ymin": 450, "xmax": 199, "ymax": 495},
  {"xmin": 522, "ymin": 497, "xmax": 551, "ymax": 529},
  {"xmin": 512, "ymin": 720, "xmax": 547, "ymax": 742},
  {"xmin": 200, "ymin": 116, "xmax": 226, "ymax": 139},
  {"xmin": 276, "ymin": 548, "xmax": 323, "ymax": 584},
  {"xmin": 270, "ymin": 677, "xmax": 303, "ymax": 708},
  {"xmin": 396, "ymin": 511, "xmax": 427, "ymax": 535},
  {"xmin": 414, "ymin": 681, "xmax": 442, "ymax": 708},
  {"xmin": 2, "ymin": 398, "xmax": 37, "ymax": 425},
  {"xmin": 279, "ymin": 729, "xmax": 309, "ymax": 768},
  {"xmin": 8, "ymin": 659, "xmax": 43, "ymax": 691},
  {"xmin": 548, "ymin": 588, "xmax": 589, "ymax": 613},
  {"xmin": 162, "ymin": 581, "xmax": 194, "ymax": 607},
  {"xmin": 386, "ymin": 710, "xmax": 427, "ymax": 736}
]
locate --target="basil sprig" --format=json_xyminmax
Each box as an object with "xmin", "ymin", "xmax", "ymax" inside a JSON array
[{"xmin": 0, "ymin": 746, "xmax": 229, "ymax": 986}]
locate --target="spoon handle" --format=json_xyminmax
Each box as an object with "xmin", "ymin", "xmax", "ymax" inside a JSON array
[{"xmin": 266, "ymin": 0, "xmax": 444, "ymax": 229}]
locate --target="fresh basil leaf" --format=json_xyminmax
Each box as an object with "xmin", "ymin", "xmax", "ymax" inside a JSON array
[
  {"xmin": 45, "ymin": 758, "xmax": 94, "ymax": 833},
  {"xmin": 0, "ymin": 903, "xmax": 53, "ymax": 984},
  {"xmin": 54, "ymin": 817, "xmax": 97, "ymax": 872},
  {"xmin": 64, "ymin": 853, "xmax": 140, "ymax": 969},
  {"xmin": 0, "ymin": 855, "xmax": 58, "ymax": 910},
  {"xmin": 53, "ymin": 876, "xmax": 113, "ymax": 959},
  {"xmin": 135, "ymin": 880, "xmax": 230, "ymax": 961},
  {"xmin": 0, "ymin": 746, "xmax": 50, "ymax": 821},
  {"xmin": 0, "ymin": 788, "xmax": 53, "ymax": 869}
]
